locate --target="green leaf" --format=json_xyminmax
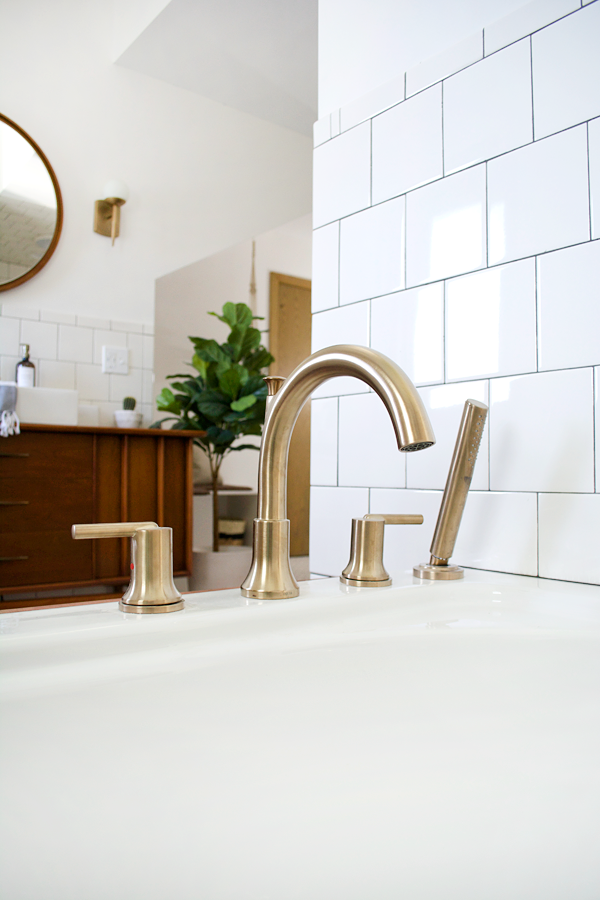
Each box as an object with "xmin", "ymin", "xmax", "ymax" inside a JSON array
[
  {"xmin": 218, "ymin": 367, "xmax": 242, "ymax": 399},
  {"xmin": 231, "ymin": 394, "xmax": 257, "ymax": 412},
  {"xmin": 191, "ymin": 354, "xmax": 208, "ymax": 380},
  {"xmin": 240, "ymin": 326, "xmax": 262, "ymax": 358},
  {"xmin": 239, "ymin": 375, "xmax": 266, "ymax": 397},
  {"xmin": 244, "ymin": 347, "xmax": 275, "ymax": 373},
  {"xmin": 156, "ymin": 388, "xmax": 181, "ymax": 414}
]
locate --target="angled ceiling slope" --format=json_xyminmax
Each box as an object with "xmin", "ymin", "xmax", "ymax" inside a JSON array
[{"xmin": 115, "ymin": 0, "xmax": 318, "ymax": 136}]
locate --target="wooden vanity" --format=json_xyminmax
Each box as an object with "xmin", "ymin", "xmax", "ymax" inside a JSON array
[{"xmin": 0, "ymin": 424, "xmax": 200, "ymax": 606}]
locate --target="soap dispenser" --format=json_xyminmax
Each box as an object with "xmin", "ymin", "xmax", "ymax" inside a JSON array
[{"xmin": 15, "ymin": 344, "xmax": 35, "ymax": 387}]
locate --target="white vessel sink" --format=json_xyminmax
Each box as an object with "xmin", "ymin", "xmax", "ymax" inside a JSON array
[
  {"xmin": 16, "ymin": 385, "xmax": 78, "ymax": 425},
  {"xmin": 1, "ymin": 572, "xmax": 600, "ymax": 899}
]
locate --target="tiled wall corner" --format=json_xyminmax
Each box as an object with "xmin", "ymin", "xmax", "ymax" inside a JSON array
[
  {"xmin": 311, "ymin": 1, "xmax": 600, "ymax": 586},
  {"xmin": 0, "ymin": 305, "xmax": 155, "ymax": 427}
]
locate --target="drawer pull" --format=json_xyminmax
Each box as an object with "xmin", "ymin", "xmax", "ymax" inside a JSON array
[
  {"xmin": 0, "ymin": 452, "xmax": 29, "ymax": 458},
  {"xmin": 0, "ymin": 500, "xmax": 29, "ymax": 506},
  {"xmin": 0, "ymin": 556, "xmax": 29, "ymax": 562}
]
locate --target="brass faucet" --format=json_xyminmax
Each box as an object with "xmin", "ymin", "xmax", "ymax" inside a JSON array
[
  {"xmin": 241, "ymin": 345, "xmax": 436, "ymax": 601},
  {"xmin": 72, "ymin": 521, "xmax": 184, "ymax": 613}
]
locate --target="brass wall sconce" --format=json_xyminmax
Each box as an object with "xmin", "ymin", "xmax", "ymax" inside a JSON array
[{"xmin": 93, "ymin": 179, "xmax": 129, "ymax": 245}]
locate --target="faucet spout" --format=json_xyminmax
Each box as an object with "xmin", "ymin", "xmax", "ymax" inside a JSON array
[{"xmin": 241, "ymin": 345, "xmax": 435, "ymax": 600}]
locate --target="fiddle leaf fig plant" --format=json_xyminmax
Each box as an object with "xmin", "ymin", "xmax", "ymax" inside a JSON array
[{"xmin": 152, "ymin": 302, "xmax": 274, "ymax": 552}]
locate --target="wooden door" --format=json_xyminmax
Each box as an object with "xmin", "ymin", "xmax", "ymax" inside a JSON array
[{"xmin": 269, "ymin": 272, "xmax": 311, "ymax": 557}]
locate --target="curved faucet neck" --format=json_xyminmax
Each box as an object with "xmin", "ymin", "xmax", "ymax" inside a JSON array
[{"xmin": 257, "ymin": 345, "xmax": 434, "ymax": 521}]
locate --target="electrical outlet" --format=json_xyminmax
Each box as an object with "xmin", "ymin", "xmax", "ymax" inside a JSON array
[{"xmin": 102, "ymin": 345, "xmax": 129, "ymax": 375}]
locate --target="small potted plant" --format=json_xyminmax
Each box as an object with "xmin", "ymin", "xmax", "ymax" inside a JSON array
[
  {"xmin": 153, "ymin": 302, "xmax": 274, "ymax": 552},
  {"xmin": 114, "ymin": 397, "xmax": 143, "ymax": 429}
]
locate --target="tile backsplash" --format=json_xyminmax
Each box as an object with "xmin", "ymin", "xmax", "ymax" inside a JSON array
[
  {"xmin": 0, "ymin": 302, "xmax": 155, "ymax": 426},
  {"xmin": 311, "ymin": 0, "xmax": 600, "ymax": 585}
]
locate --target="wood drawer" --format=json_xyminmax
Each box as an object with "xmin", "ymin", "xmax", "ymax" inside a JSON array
[
  {"xmin": 0, "ymin": 475, "xmax": 93, "ymax": 533},
  {"xmin": 0, "ymin": 531, "xmax": 93, "ymax": 588}
]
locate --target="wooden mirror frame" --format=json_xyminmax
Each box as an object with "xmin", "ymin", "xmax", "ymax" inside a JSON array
[{"xmin": 0, "ymin": 113, "xmax": 63, "ymax": 293}]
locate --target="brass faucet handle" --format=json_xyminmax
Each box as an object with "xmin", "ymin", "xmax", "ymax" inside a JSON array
[
  {"xmin": 71, "ymin": 522, "xmax": 158, "ymax": 539},
  {"xmin": 340, "ymin": 513, "xmax": 423, "ymax": 588},
  {"xmin": 70, "ymin": 521, "xmax": 183, "ymax": 614},
  {"xmin": 364, "ymin": 514, "xmax": 424, "ymax": 525}
]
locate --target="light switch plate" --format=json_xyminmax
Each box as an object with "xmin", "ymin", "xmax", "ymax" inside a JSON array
[{"xmin": 102, "ymin": 345, "xmax": 129, "ymax": 375}]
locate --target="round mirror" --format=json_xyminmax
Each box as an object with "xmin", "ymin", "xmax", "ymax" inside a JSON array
[{"xmin": 0, "ymin": 113, "xmax": 63, "ymax": 292}]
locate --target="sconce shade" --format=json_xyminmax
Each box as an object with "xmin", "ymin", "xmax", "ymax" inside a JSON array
[{"xmin": 102, "ymin": 179, "xmax": 129, "ymax": 202}]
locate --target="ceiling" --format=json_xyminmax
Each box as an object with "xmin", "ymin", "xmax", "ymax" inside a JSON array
[{"xmin": 116, "ymin": 0, "xmax": 318, "ymax": 136}]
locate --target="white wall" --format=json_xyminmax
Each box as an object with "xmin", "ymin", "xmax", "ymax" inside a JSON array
[
  {"xmin": 155, "ymin": 213, "xmax": 312, "ymax": 487},
  {"xmin": 0, "ymin": 0, "xmax": 312, "ymax": 325},
  {"xmin": 311, "ymin": 0, "xmax": 600, "ymax": 585},
  {"xmin": 319, "ymin": 0, "xmax": 538, "ymax": 115}
]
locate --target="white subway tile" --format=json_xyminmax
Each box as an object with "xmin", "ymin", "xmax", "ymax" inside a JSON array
[
  {"xmin": 340, "ymin": 197, "xmax": 405, "ymax": 304},
  {"xmin": 311, "ymin": 302, "xmax": 370, "ymax": 397},
  {"xmin": 142, "ymin": 334, "xmax": 154, "ymax": 370},
  {"xmin": 310, "ymin": 397, "xmax": 338, "ymax": 485},
  {"xmin": 109, "ymin": 369, "xmax": 143, "ymax": 404},
  {"xmin": 339, "ymin": 393, "xmax": 406, "ymax": 488},
  {"xmin": 372, "ymin": 85, "xmax": 442, "ymax": 203},
  {"xmin": 0, "ymin": 302, "xmax": 39, "ymax": 320},
  {"xmin": 0, "ymin": 316, "xmax": 20, "ymax": 355},
  {"xmin": 0, "ymin": 356, "xmax": 19, "ymax": 381},
  {"xmin": 589, "ymin": 117, "xmax": 600, "ymax": 241},
  {"xmin": 488, "ymin": 125, "xmax": 590, "ymax": 264},
  {"xmin": 93, "ymin": 329, "xmax": 124, "ymax": 365},
  {"xmin": 140, "ymin": 403, "xmax": 153, "ymax": 427},
  {"xmin": 111, "ymin": 319, "xmax": 142, "ymax": 333},
  {"xmin": 58, "ymin": 324, "xmax": 93, "ymax": 364},
  {"xmin": 97, "ymin": 402, "xmax": 121, "ymax": 428},
  {"xmin": 454, "ymin": 491, "xmax": 538, "ymax": 576},
  {"xmin": 370, "ymin": 488, "xmax": 443, "ymax": 578},
  {"xmin": 312, "ymin": 223, "xmax": 339, "ymax": 312},
  {"xmin": 20, "ymin": 320, "xmax": 57, "ymax": 360},
  {"xmin": 484, "ymin": 0, "xmax": 579, "ymax": 56},
  {"xmin": 490, "ymin": 368, "xmax": 594, "ymax": 492},
  {"xmin": 371, "ymin": 283, "xmax": 444, "ymax": 387},
  {"xmin": 143, "ymin": 323, "xmax": 155, "ymax": 336},
  {"xmin": 76, "ymin": 364, "xmax": 109, "ymax": 402},
  {"xmin": 76, "ymin": 315, "xmax": 111, "ymax": 329},
  {"xmin": 40, "ymin": 310, "xmax": 77, "ymax": 325},
  {"xmin": 313, "ymin": 123, "xmax": 371, "ymax": 228},
  {"xmin": 38, "ymin": 360, "xmax": 75, "ymax": 390},
  {"xmin": 141, "ymin": 369, "xmax": 154, "ymax": 404},
  {"xmin": 127, "ymin": 332, "xmax": 144, "ymax": 369},
  {"xmin": 313, "ymin": 116, "xmax": 331, "ymax": 148},
  {"xmin": 532, "ymin": 1, "xmax": 600, "ymax": 139},
  {"xmin": 538, "ymin": 240, "xmax": 600, "ymax": 370},
  {"xmin": 444, "ymin": 40, "xmax": 533, "ymax": 174},
  {"xmin": 341, "ymin": 74, "xmax": 405, "ymax": 133},
  {"xmin": 596, "ymin": 366, "xmax": 600, "ymax": 492},
  {"xmin": 446, "ymin": 259, "xmax": 537, "ymax": 381},
  {"xmin": 406, "ymin": 165, "xmax": 486, "ymax": 286},
  {"xmin": 309, "ymin": 486, "xmax": 369, "ymax": 576},
  {"xmin": 77, "ymin": 404, "xmax": 100, "ymax": 427},
  {"xmin": 406, "ymin": 381, "xmax": 489, "ymax": 490},
  {"xmin": 539, "ymin": 492, "xmax": 600, "ymax": 583},
  {"xmin": 406, "ymin": 31, "xmax": 483, "ymax": 97}
]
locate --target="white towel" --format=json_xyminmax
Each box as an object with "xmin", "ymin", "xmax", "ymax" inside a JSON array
[{"xmin": 0, "ymin": 381, "xmax": 20, "ymax": 437}]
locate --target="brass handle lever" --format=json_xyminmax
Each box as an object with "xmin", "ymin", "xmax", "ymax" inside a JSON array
[
  {"xmin": 341, "ymin": 514, "xmax": 424, "ymax": 588},
  {"xmin": 71, "ymin": 521, "xmax": 183, "ymax": 614}
]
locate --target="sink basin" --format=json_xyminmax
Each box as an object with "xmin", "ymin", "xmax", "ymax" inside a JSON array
[{"xmin": 1, "ymin": 572, "xmax": 600, "ymax": 899}]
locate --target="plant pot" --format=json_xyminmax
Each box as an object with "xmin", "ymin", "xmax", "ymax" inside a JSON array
[
  {"xmin": 190, "ymin": 545, "xmax": 253, "ymax": 592},
  {"xmin": 218, "ymin": 518, "xmax": 246, "ymax": 546},
  {"xmin": 114, "ymin": 410, "xmax": 143, "ymax": 428}
]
